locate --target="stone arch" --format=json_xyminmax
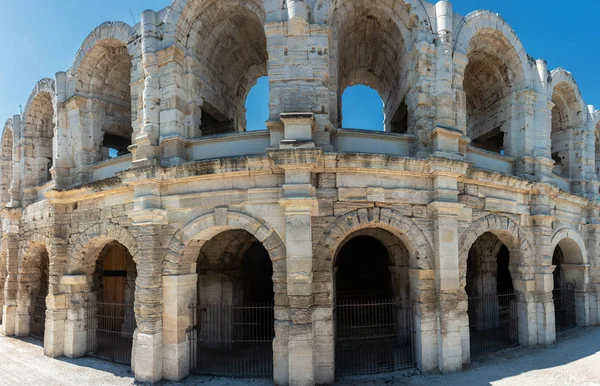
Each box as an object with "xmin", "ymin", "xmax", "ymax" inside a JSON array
[
  {"xmin": 22, "ymin": 79, "xmax": 56, "ymax": 192},
  {"xmin": 329, "ymin": 0, "xmax": 427, "ymax": 132},
  {"xmin": 169, "ymin": 0, "xmax": 268, "ymax": 134},
  {"xmin": 70, "ymin": 22, "xmax": 135, "ymax": 161},
  {"xmin": 1, "ymin": 120, "xmax": 13, "ymax": 207},
  {"xmin": 70, "ymin": 21, "xmax": 134, "ymax": 80},
  {"xmin": 549, "ymin": 69, "xmax": 587, "ymax": 130},
  {"xmin": 455, "ymin": 11, "xmax": 530, "ymax": 81},
  {"xmin": 455, "ymin": 11, "xmax": 532, "ymax": 155},
  {"xmin": 68, "ymin": 223, "xmax": 138, "ymax": 275},
  {"xmin": 459, "ymin": 214, "xmax": 534, "ymax": 290},
  {"xmin": 164, "ymin": 209, "xmax": 286, "ymax": 297},
  {"xmin": 22, "ymin": 78, "xmax": 56, "ymax": 129},
  {"xmin": 551, "ymin": 228, "xmax": 587, "ymax": 266},
  {"xmin": 316, "ymin": 208, "xmax": 434, "ymax": 270}
]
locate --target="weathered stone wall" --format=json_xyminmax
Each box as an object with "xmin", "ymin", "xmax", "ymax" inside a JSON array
[{"xmin": 1, "ymin": 1, "xmax": 600, "ymax": 386}]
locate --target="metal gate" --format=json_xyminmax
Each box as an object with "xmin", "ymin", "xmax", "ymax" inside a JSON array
[
  {"xmin": 334, "ymin": 298, "xmax": 415, "ymax": 377},
  {"xmin": 29, "ymin": 295, "xmax": 47, "ymax": 340},
  {"xmin": 87, "ymin": 302, "xmax": 135, "ymax": 365},
  {"xmin": 468, "ymin": 292, "xmax": 519, "ymax": 356},
  {"xmin": 188, "ymin": 303, "xmax": 274, "ymax": 378},
  {"xmin": 553, "ymin": 283, "xmax": 576, "ymax": 332}
]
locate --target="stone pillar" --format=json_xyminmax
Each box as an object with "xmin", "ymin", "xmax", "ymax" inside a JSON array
[
  {"xmin": 410, "ymin": 268, "xmax": 438, "ymax": 371},
  {"xmin": 162, "ymin": 274, "xmax": 196, "ymax": 381},
  {"xmin": 270, "ymin": 147, "xmax": 320, "ymax": 385},
  {"xmin": 8, "ymin": 114, "xmax": 22, "ymax": 208},
  {"xmin": 586, "ymin": 223, "xmax": 600, "ymax": 325},
  {"xmin": 62, "ymin": 274, "xmax": 90, "ymax": 358},
  {"xmin": 156, "ymin": 45, "xmax": 187, "ymax": 166},
  {"xmin": 43, "ymin": 238, "xmax": 69, "ymax": 358},
  {"xmin": 530, "ymin": 212, "xmax": 556, "ymax": 345},
  {"xmin": 266, "ymin": 9, "xmax": 332, "ymax": 150},
  {"xmin": 532, "ymin": 60, "xmax": 555, "ymax": 183},
  {"xmin": 130, "ymin": 10, "xmax": 161, "ymax": 167},
  {"xmin": 126, "ymin": 179, "xmax": 166, "ymax": 383},
  {"xmin": 50, "ymin": 72, "xmax": 72, "ymax": 189},
  {"xmin": 428, "ymin": 158, "xmax": 467, "ymax": 372},
  {"xmin": 1, "ymin": 212, "xmax": 20, "ymax": 336}
]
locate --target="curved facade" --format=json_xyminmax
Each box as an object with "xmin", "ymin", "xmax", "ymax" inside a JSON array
[{"xmin": 1, "ymin": 1, "xmax": 599, "ymax": 385}]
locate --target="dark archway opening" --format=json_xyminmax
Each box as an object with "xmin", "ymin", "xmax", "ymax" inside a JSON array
[
  {"xmin": 191, "ymin": 230, "xmax": 274, "ymax": 378},
  {"xmin": 88, "ymin": 242, "xmax": 136, "ymax": 365},
  {"xmin": 334, "ymin": 234, "xmax": 414, "ymax": 377},
  {"xmin": 29, "ymin": 249, "xmax": 49, "ymax": 340},
  {"xmin": 552, "ymin": 246, "xmax": 577, "ymax": 331},
  {"xmin": 466, "ymin": 233, "xmax": 518, "ymax": 356}
]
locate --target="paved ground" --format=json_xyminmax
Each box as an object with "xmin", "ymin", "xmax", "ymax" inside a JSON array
[{"xmin": 0, "ymin": 327, "xmax": 599, "ymax": 385}]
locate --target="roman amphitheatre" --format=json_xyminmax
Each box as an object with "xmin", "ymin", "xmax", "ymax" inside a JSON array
[{"xmin": 0, "ymin": 1, "xmax": 599, "ymax": 385}]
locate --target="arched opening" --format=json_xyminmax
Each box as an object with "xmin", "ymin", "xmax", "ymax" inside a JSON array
[
  {"xmin": 88, "ymin": 242, "xmax": 136, "ymax": 365},
  {"xmin": 551, "ymin": 237, "xmax": 584, "ymax": 332},
  {"xmin": 184, "ymin": 1, "xmax": 268, "ymax": 136},
  {"xmin": 24, "ymin": 93, "xmax": 54, "ymax": 186},
  {"xmin": 0, "ymin": 127, "xmax": 13, "ymax": 207},
  {"xmin": 334, "ymin": 231, "xmax": 414, "ymax": 377},
  {"xmin": 341, "ymin": 86, "xmax": 385, "ymax": 131},
  {"xmin": 29, "ymin": 249, "xmax": 49, "ymax": 340},
  {"xmin": 190, "ymin": 229, "xmax": 274, "ymax": 378},
  {"xmin": 77, "ymin": 39, "xmax": 133, "ymax": 162},
  {"xmin": 331, "ymin": 1, "xmax": 410, "ymax": 133},
  {"xmin": 551, "ymin": 82, "xmax": 583, "ymax": 177},
  {"xmin": 245, "ymin": 76, "xmax": 269, "ymax": 132},
  {"xmin": 463, "ymin": 30, "xmax": 523, "ymax": 155},
  {"xmin": 465, "ymin": 232, "xmax": 518, "ymax": 356}
]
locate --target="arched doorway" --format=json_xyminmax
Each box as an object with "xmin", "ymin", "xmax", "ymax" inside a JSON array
[
  {"xmin": 189, "ymin": 230, "xmax": 274, "ymax": 378},
  {"xmin": 551, "ymin": 236, "xmax": 585, "ymax": 332},
  {"xmin": 29, "ymin": 249, "xmax": 49, "ymax": 340},
  {"xmin": 334, "ymin": 231, "xmax": 414, "ymax": 377},
  {"xmin": 465, "ymin": 233, "xmax": 518, "ymax": 356},
  {"xmin": 87, "ymin": 242, "xmax": 136, "ymax": 364}
]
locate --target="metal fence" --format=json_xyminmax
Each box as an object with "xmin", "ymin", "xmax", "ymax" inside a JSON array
[
  {"xmin": 468, "ymin": 292, "xmax": 519, "ymax": 356},
  {"xmin": 334, "ymin": 298, "xmax": 415, "ymax": 377},
  {"xmin": 87, "ymin": 302, "xmax": 135, "ymax": 365},
  {"xmin": 29, "ymin": 295, "xmax": 47, "ymax": 341},
  {"xmin": 188, "ymin": 303, "xmax": 274, "ymax": 378},
  {"xmin": 553, "ymin": 284, "xmax": 577, "ymax": 332}
]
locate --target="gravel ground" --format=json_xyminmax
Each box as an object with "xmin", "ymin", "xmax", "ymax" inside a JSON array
[{"xmin": 0, "ymin": 327, "xmax": 599, "ymax": 385}]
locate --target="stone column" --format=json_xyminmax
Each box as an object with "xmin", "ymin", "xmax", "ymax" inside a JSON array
[
  {"xmin": 266, "ymin": 8, "xmax": 332, "ymax": 150},
  {"xmin": 130, "ymin": 10, "xmax": 161, "ymax": 167},
  {"xmin": 49, "ymin": 72, "xmax": 72, "ymax": 189},
  {"xmin": 62, "ymin": 274, "xmax": 91, "ymax": 358},
  {"xmin": 162, "ymin": 274, "xmax": 196, "ymax": 381},
  {"xmin": 43, "ymin": 237, "xmax": 68, "ymax": 357},
  {"xmin": 410, "ymin": 268, "xmax": 438, "ymax": 371},
  {"xmin": 270, "ymin": 146, "xmax": 320, "ymax": 385},
  {"xmin": 8, "ymin": 114, "xmax": 22, "ymax": 208},
  {"xmin": 586, "ymin": 222, "xmax": 600, "ymax": 325},
  {"xmin": 126, "ymin": 179, "xmax": 166, "ymax": 383},
  {"xmin": 66, "ymin": 97, "xmax": 95, "ymax": 185},
  {"xmin": 531, "ymin": 212, "xmax": 556, "ymax": 345},
  {"xmin": 1, "ymin": 210, "xmax": 20, "ymax": 336},
  {"xmin": 427, "ymin": 158, "xmax": 467, "ymax": 372},
  {"xmin": 156, "ymin": 45, "xmax": 187, "ymax": 166}
]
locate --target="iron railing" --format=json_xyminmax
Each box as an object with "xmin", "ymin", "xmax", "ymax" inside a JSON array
[
  {"xmin": 87, "ymin": 302, "xmax": 135, "ymax": 365},
  {"xmin": 468, "ymin": 292, "xmax": 519, "ymax": 356},
  {"xmin": 29, "ymin": 295, "xmax": 47, "ymax": 340},
  {"xmin": 188, "ymin": 303, "xmax": 274, "ymax": 378},
  {"xmin": 334, "ymin": 298, "xmax": 415, "ymax": 377},
  {"xmin": 553, "ymin": 284, "xmax": 577, "ymax": 332}
]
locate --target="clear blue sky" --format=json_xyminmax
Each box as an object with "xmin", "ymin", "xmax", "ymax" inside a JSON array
[{"xmin": 1, "ymin": 1, "xmax": 599, "ymax": 132}]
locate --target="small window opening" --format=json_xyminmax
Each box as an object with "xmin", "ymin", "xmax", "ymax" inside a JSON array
[
  {"xmin": 102, "ymin": 134, "xmax": 131, "ymax": 159},
  {"xmin": 199, "ymin": 104, "xmax": 234, "ymax": 136}
]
